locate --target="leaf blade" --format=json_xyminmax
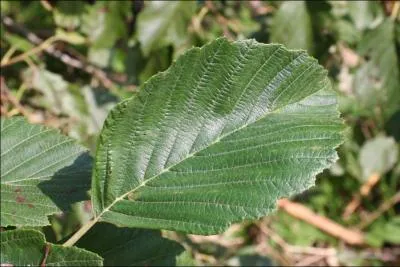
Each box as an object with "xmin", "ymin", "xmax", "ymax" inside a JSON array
[
  {"xmin": 93, "ymin": 38, "xmax": 344, "ymax": 234},
  {"xmin": 1, "ymin": 117, "xmax": 92, "ymax": 227},
  {"xmin": 0, "ymin": 229, "xmax": 102, "ymax": 266},
  {"xmin": 270, "ymin": 1, "xmax": 314, "ymax": 53}
]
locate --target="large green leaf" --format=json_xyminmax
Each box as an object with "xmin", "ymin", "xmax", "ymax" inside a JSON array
[
  {"xmin": 92, "ymin": 38, "xmax": 344, "ymax": 234},
  {"xmin": 1, "ymin": 229, "xmax": 102, "ymax": 266},
  {"xmin": 136, "ymin": 1, "xmax": 196, "ymax": 56},
  {"xmin": 1, "ymin": 117, "xmax": 92, "ymax": 226},
  {"xmin": 76, "ymin": 222, "xmax": 183, "ymax": 266},
  {"xmin": 270, "ymin": 1, "xmax": 314, "ymax": 53}
]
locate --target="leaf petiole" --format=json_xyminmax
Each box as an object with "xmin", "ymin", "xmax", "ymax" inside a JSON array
[{"xmin": 63, "ymin": 217, "xmax": 100, "ymax": 247}]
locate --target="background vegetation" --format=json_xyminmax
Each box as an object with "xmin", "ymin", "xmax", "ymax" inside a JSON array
[{"xmin": 1, "ymin": 1, "xmax": 399, "ymax": 266}]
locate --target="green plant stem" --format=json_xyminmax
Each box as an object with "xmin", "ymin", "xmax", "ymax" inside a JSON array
[
  {"xmin": 0, "ymin": 36, "xmax": 60, "ymax": 67},
  {"xmin": 0, "ymin": 45, "xmax": 17, "ymax": 65},
  {"xmin": 63, "ymin": 189, "xmax": 140, "ymax": 246},
  {"xmin": 63, "ymin": 217, "xmax": 100, "ymax": 247}
]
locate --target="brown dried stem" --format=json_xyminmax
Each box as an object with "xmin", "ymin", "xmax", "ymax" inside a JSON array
[{"xmin": 278, "ymin": 198, "xmax": 365, "ymax": 245}]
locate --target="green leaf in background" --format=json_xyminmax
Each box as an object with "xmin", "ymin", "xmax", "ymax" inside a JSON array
[
  {"xmin": 353, "ymin": 19, "xmax": 400, "ymax": 119},
  {"xmin": 366, "ymin": 216, "xmax": 400, "ymax": 247},
  {"xmin": 76, "ymin": 222, "xmax": 183, "ymax": 266},
  {"xmin": 23, "ymin": 68, "xmax": 79, "ymax": 117},
  {"xmin": 359, "ymin": 135, "xmax": 398, "ymax": 181},
  {"xmin": 270, "ymin": 1, "xmax": 313, "ymax": 53},
  {"xmin": 1, "ymin": 117, "xmax": 92, "ymax": 226},
  {"xmin": 334, "ymin": 19, "xmax": 361, "ymax": 45},
  {"xmin": 1, "ymin": 229, "xmax": 102, "ymax": 266},
  {"xmin": 3, "ymin": 32, "xmax": 35, "ymax": 52},
  {"xmin": 81, "ymin": 1, "xmax": 131, "ymax": 49},
  {"xmin": 55, "ymin": 28, "xmax": 86, "ymax": 45},
  {"xmin": 2, "ymin": 32, "xmax": 39, "ymax": 63},
  {"xmin": 81, "ymin": 86, "xmax": 119, "ymax": 138},
  {"xmin": 53, "ymin": 0, "xmax": 87, "ymax": 29},
  {"xmin": 136, "ymin": 1, "xmax": 196, "ymax": 57},
  {"xmin": 23, "ymin": 68, "xmax": 118, "ymax": 144},
  {"xmin": 92, "ymin": 38, "xmax": 344, "ymax": 234},
  {"xmin": 347, "ymin": 1, "xmax": 384, "ymax": 31}
]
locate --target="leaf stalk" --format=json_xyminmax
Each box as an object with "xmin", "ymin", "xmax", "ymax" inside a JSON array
[{"xmin": 63, "ymin": 217, "xmax": 100, "ymax": 247}]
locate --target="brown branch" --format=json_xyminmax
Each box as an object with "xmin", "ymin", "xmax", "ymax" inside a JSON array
[
  {"xmin": 1, "ymin": 16, "xmax": 116, "ymax": 90},
  {"xmin": 0, "ymin": 76, "xmax": 31, "ymax": 119},
  {"xmin": 358, "ymin": 192, "xmax": 400, "ymax": 230},
  {"xmin": 1, "ymin": 36, "xmax": 60, "ymax": 67},
  {"xmin": 256, "ymin": 223, "xmax": 293, "ymax": 266},
  {"xmin": 278, "ymin": 198, "xmax": 365, "ymax": 245},
  {"xmin": 257, "ymin": 222, "xmax": 340, "ymax": 266},
  {"xmin": 343, "ymin": 173, "xmax": 381, "ymax": 219},
  {"xmin": 390, "ymin": 1, "xmax": 400, "ymax": 20}
]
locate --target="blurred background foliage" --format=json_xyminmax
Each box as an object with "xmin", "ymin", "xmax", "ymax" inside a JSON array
[{"xmin": 1, "ymin": 0, "xmax": 399, "ymax": 266}]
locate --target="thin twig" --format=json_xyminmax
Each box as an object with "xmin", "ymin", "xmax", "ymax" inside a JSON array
[
  {"xmin": 1, "ymin": 16, "xmax": 117, "ymax": 90},
  {"xmin": 343, "ymin": 173, "xmax": 381, "ymax": 219},
  {"xmin": 257, "ymin": 222, "xmax": 340, "ymax": 266},
  {"xmin": 1, "ymin": 45, "xmax": 17, "ymax": 65},
  {"xmin": 358, "ymin": 192, "xmax": 400, "ymax": 230},
  {"xmin": 278, "ymin": 198, "xmax": 365, "ymax": 245},
  {"xmin": 256, "ymin": 223, "xmax": 293, "ymax": 265},
  {"xmin": 342, "ymin": 194, "xmax": 362, "ymax": 220},
  {"xmin": 390, "ymin": 1, "xmax": 400, "ymax": 20},
  {"xmin": 189, "ymin": 233, "xmax": 244, "ymax": 248},
  {"xmin": 295, "ymin": 254, "xmax": 325, "ymax": 267},
  {"xmin": 1, "ymin": 36, "xmax": 60, "ymax": 67},
  {"xmin": 0, "ymin": 76, "xmax": 31, "ymax": 119},
  {"xmin": 62, "ymin": 217, "xmax": 99, "ymax": 247}
]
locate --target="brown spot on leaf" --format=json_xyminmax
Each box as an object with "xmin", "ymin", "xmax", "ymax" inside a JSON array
[
  {"xmin": 14, "ymin": 188, "xmax": 22, "ymax": 193},
  {"xmin": 28, "ymin": 203, "xmax": 34, "ymax": 208},
  {"xmin": 99, "ymin": 6, "xmax": 109, "ymax": 13},
  {"xmin": 84, "ymin": 200, "xmax": 92, "ymax": 213},
  {"xmin": 16, "ymin": 195, "xmax": 25, "ymax": 203}
]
